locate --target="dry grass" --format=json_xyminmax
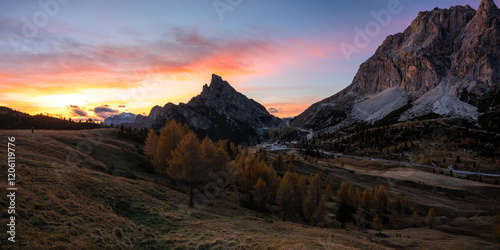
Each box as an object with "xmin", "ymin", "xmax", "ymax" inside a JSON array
[{"xmin": 0, "ymin": 129, "xmax": 498, "ymax": 249}]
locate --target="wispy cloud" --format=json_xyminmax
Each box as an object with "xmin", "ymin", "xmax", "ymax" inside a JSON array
[{"xmin": 93, "ymin": 105, "xmax": 120, "ymax": 118}]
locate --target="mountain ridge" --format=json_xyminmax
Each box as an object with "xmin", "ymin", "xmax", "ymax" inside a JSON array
[
  {"xmin": 292, "ymin": 0, "xmax": 500, "ymax": 131},
  {"xmin": 131, "ymin": 74, "xmax": 283, "ymax": 144}
]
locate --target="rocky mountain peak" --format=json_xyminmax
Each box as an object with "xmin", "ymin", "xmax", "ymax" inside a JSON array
[
  {"xmin": 292, "ymin": 1, "xmax": 500, "ymax": 131},
  {"xmin": 478, "ymin": 0, "xmax": 498, "ymax": 15},
  {"xmin": 131, "ymin": 74, "xmax": 283, "ymax": 144},
  {"xmin": 200, "ymin": 74, "xmax": 236, "ymax": 100}
]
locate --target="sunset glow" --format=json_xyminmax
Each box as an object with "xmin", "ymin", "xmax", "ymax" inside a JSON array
[{"xmin": 0, "ymin": 0, "xmax": 484, "ymax": 120}]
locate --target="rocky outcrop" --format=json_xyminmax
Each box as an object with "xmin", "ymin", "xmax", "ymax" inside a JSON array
[
  {"xmin": 132, "ymin": 74, "xmax": 283, "ymax": 144},
  {"xmin": 292, "ymin": 0, "xmax": 500, "ymax": 130}
]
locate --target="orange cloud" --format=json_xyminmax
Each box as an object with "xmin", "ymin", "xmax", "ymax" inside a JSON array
[
  {"xmin": 0, "ymin": 27, "xmax": 291, "ymax": 120},
  {"xmin": 262, "ymin": 103, "xmax": 310, "ymax": 118}
]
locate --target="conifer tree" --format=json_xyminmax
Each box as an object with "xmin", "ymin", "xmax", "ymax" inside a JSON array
[
  {"xmin": 425, "ymin": 207, "xmax": 437, "ymax": 228},
  {"xmin": 373, "ymin": 214, "xmax": 382, "ymax": 230},
  {"xmin": 288, "ymin": 158, "xmax": 295, "ymax": 172},
  {"xmin": 214, "ymin": 144, "xmax": 230, "ymax": 173},
  {"xmin": 303, "ymin": 173, "xmax": 323, "ymax": 223},
  {"xmin": 395, "ymin": 193, "xmax": 403, "ymax": 215},
  {"xmin": 361, "ymin": 188, "xmax": 371, "ymax": 210},
  {"xmin": 325, "ymin": 184, "xmax": 333, "ymax": 202},
  {"xmin": 252, "ymin": 178, "xmax": 269, "ymax": 211},
  {"xmin": 272, "ymin": 153, "xmax": 284, "ymax": 171},
  {"xmin": 167, "ymin": 131, "xmax": 205, "ymax": 208},
  {"xmin": 336, "ymin": 182, "xmax": 349, "ymax": 204},
  {"xmin": 153, "ymin": 120, "xmax": 189, "ymax": 174},
  {"xmin": 144, "ymin": 129, "xmax": 158, "ymax": 158},
  {"xmin": 376, "ymin": 185, "xmax": 390, "ymax": 213},
  {"xmin": 292, "ymin": 172, "xmax": 306, "ymax": 217},
  {"xmin": 277, "ymin": 171, "xmax": 296, "ymax": 221},
  {"xmin": 201, "ymin": 136, "xmax": 217, "ymax": 170}
]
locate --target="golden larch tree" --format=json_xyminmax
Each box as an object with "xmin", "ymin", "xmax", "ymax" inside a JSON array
[
  {"xmin": 425, "ymin": 207, "xmax": 437, "ymax": 228},
  {"xmin": 144, "ymin": 129, "xmax": 158, "ymax": 158},
  {"xmin": 153, "ymin": 120, "xmax": 188, "ymax": 174},
  {"xmin": 361, "ymin": 188, "xmax": 371, "ymax": 210},
  {"xmin": 252, "ymin": 178, "xmax": 269, "ymax": 211},
  {"xmin": 303, "ymin": 173, "xmax": 323, "ymax": 223},
  {"xmin": 167, "ymin": 131, "xmax": 205, "ymax": 208},
  {"xmin": 277, "ymin": 171, "xmax": 296, "ymax": 221}
]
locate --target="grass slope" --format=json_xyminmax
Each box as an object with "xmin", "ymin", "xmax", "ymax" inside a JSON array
[
  {"xmin": 1, "ymin": 129, "xmax": 498, "ymax": 249},
  {"xmin": 0, "ymin": 129, "xmax": 386, "ymax": 249}
]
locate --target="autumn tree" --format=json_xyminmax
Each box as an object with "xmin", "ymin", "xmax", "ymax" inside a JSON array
[
  {"xmin": 252, "ymin": 178, "xmax": 270, "ymax": 211},
  {"xmin": 324, "ymin": 184, "xmax": 333, "ymax": 202},
  {"xmin": 217, "ymin": 139, "xmax": 237, "ymax": 159},
  {"xmin": 167, "ymin": 131, "xmax": 205, "ymax": 208},
  {"xmin": 277, "ymin": 171, "xmax": 297, "ymax": 221},
  {"xmin": 292, "ymin": 172, "xmax": 306, "ymax": 217},
  {"xmin": 425, "ymin": 207, "xmax": 437, "ymax": 228},
  {"xmin": 272, "ymin": 153, "xmax": 284, "ymax": 171},
  {"xmin": 287, "ymin": 158, "xmax": 295, "ymax": 172},
  {"xmin": 144, "ymin": 129, "xmax": 158, "ymax": 158},
  {"xmin": 376, "ymin": 185, "xmax": 390, "ymax": 213},
  {"xmin": 373, "ymin": 214, "xmax": 382, "ymax": 230},
  {"xmin": 234, "ymin": 152, "xmax": 279, "ymax": 202},
  {"xmin": 353, "ymin": 187, "xmax": 361, "ymax": 207},
  {"xmin": 336, "ymin": 182, "xmax": 350, "ymax": 204},
  {"xmin": 361, "ymin": 188, "xmax": 371, "ymax": 211},
  {"xmin": 303, "ymin": 173, "xmax": 324, "ymax": 224},
  {"xmin": 395, "ymin": 193, "xmax": 403, "ymax": 215},
  {"xmin": 371, "ymin": 191, "xmax": 378, "ymax": 211},
  {"xmin": 201, "ymin": 136, "xmax": 217, "ymax": 170},
  {"xmin": 153, "ymin": 120, "xmax": 189, "ymax": 174},
  {"xmin": 213, "ymin": 144, "xmax": 230, "ymax": 173}
]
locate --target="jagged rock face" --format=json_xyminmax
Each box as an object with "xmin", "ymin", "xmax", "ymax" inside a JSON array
[
  {"xmin": 292, "ymin": 0, "xmax": 500, "ymax": 131},
  {"xmin": 451, "ymin": 0, "xmax": 500, "ymax": 90},
  {"xmin": 131, "ymin": 105, "xmax": 162, "ymax": 129},
  {"xmin": 351, "ymin": 5, "xmax": 477, "ymax": 96},
  {"xmin": 132, "ymin": 74, "xmax": 283, "ymax": 144}
]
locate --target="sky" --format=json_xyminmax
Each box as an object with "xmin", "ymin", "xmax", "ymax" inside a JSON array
[{"xmin": 0, "ymin": 0, "xmax": 490, "ymax": 120}]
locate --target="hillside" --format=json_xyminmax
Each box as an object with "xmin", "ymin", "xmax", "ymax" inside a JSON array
[
  {"xmin": 0, "ymin": 129, "xmax": 378, "ymax": 248},
  {"xmin": 0, "ymin": 106, "xmax": 100, "ymax": 130},
  {"xmin": 1, "ymin": 129, "xmax": 499, "ymax": 249}
]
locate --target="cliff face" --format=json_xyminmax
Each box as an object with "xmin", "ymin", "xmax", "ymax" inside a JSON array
[
  {"xmin": 292, "ymin": 0, "xmax": 500, "ymax": 131},
  {"xmin": 132, "ymin": 74, "xmax": 283, "ymax": 144}
]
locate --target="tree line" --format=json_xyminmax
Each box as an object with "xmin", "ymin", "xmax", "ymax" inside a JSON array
[{"xmin": 144, "ymin": 120, "xmax": 331, "ymax": 226}]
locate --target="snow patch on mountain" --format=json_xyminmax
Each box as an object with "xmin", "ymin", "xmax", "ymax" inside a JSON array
[
  {"xmin": 352, "ymin": 87, "xmax": 409, "ymax": 123},
  {"xmin": 399, "ymin": 82, "xmax": 478, "ymax": 121},
  {"xmin": 103, "ymin": 112, "xmax": 137, "ymax": 125}
]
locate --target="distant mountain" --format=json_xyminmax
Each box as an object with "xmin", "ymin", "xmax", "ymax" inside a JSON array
[
  {"xmin": 132, "ymin": 74, "xmax": 283, "ymax": 144},
  {"xmin": 292, "ymin": 0, "xmax": 500, "ymax": 131},
  {"xmin": 103, "ymin": 112, "xmax": 137, "ymax": 126},
  {"xmin": 0, "ymin": 106, "xmax": 100, "ymax": 130}
]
